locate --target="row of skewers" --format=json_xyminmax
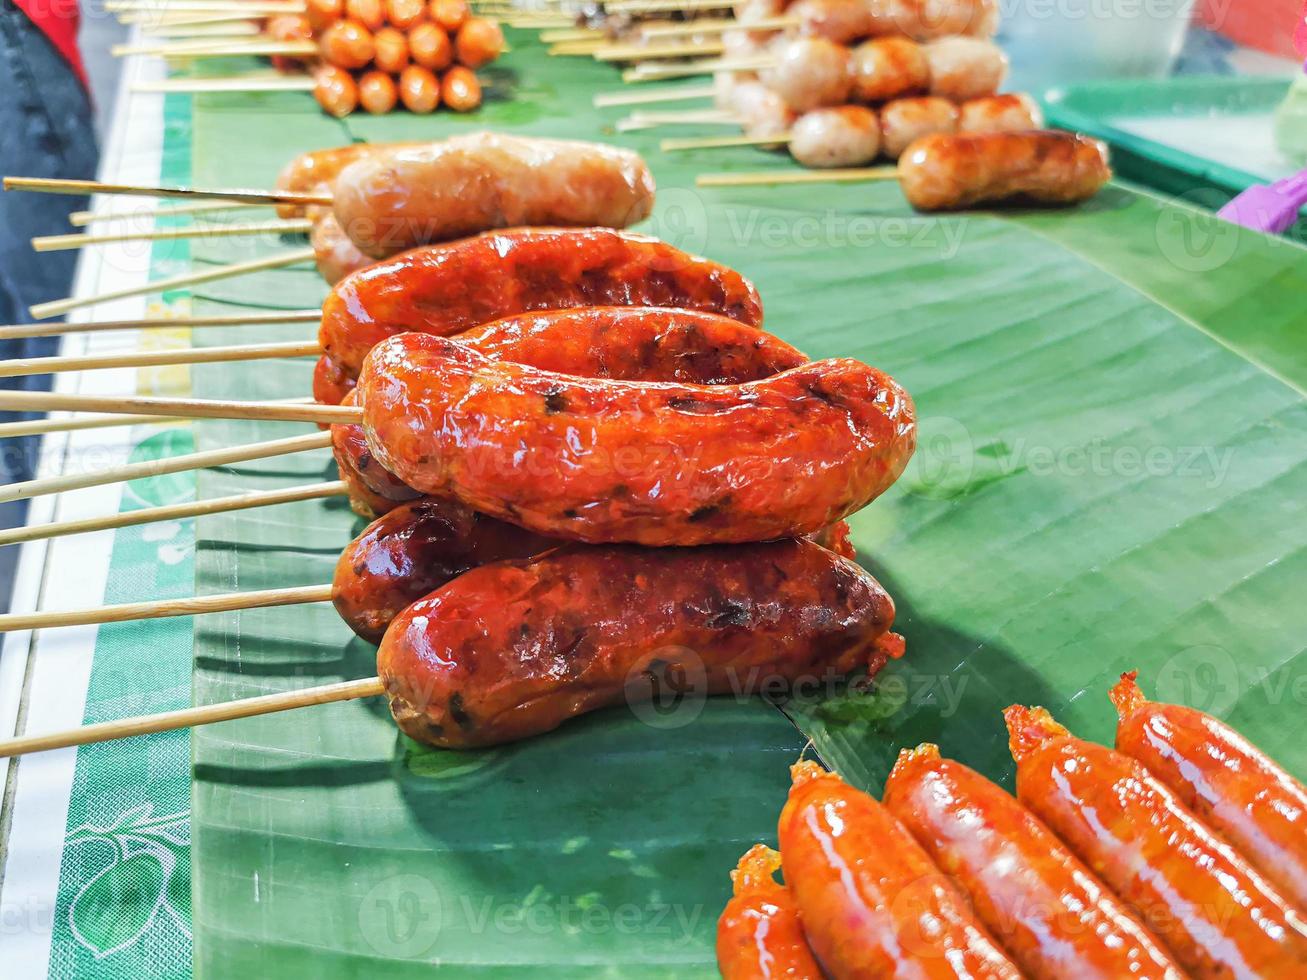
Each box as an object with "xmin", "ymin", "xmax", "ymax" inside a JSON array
[
  {"xmin": 0, "ymin": 130, "xmax": 1111, "ymax": 759},
  {"xmin": 719, "ymin": 673, "xmax": 1307, "ymax": 978}
]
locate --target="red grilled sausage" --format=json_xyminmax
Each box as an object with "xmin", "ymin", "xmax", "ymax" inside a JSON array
[
  {"xmin": 883, "ymin": 743, "xmax": 1185, "ymax": 979},
  {"xmin": 717, "ymin": 844, "xmax": 823, "ymax": 980},
  {"xmin": 1112, "ymin": 671, "xmax": 1307, "ymax": 911},
  {"xmin": 779, "ymin": 760, "xmax": 1021, "ymax": 978},
  {"xmin": 1005, "ymin": 704, "xmax": 1307, "ymax": 978},
  {"xmin": 358, "ymin": 332, "xmax": 916, "ymax": 546},
  {"xmin": 332, "ymin": 133, "xmax": 656, "ymax": 257},
  {"xmin": 316, "ymin": 228, "xmax": 764, "ymax": 394},
  {"xmin": 377, "ymin": 539, "xmax": 900, "ymax": 748}
]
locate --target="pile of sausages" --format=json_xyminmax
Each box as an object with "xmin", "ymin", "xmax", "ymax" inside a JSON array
[
  {"xmin": 711, "ymin": 0, "xmax": 1044, "ymax": 168},
  {"xmin": 718, "ymin": 671, "xmax": 1307, "ymax": 978},
  {"xmin": 264, "ymin": 0, "xmax": 504, "ymax": 116},
  {"xmin": 304, "ymin": 224, "xmax": 917, "ymax": 748}
]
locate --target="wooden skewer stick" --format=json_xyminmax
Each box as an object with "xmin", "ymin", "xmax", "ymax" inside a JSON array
[
  {"xmin": 617, "ymin": 109, "xmax": 740, "ymax": 132},
  {"xmin": 0, "ymin": 430, "xmax": 333, "ymax": 505},
  {"xmin": 0, "ymin": 413, "xmax": 189, "ymax": 440},
  {"xmin": 663, "ymin": 132, "xmax": 793, "ymax": 150},
  {"xmin": 607, "ymin": 0, "xmax": 731, "ymax": 12},
  {"xmin": 623, "ymin": 54, "xmax": 774, "ymax": 82},
  {"xmin": 124, "ymin": 10, "xmax": 261, "ymax": 25},
  {"xmin": 30, "ymin": 246, "xmax": 316, "ymax": 320},
  {"xmin": 131, "ymin": 75, "xmax": 317, "ymax": 94},
  {"xmin": 146, "ymin": 40, "xmax": 319, "ymax": 59},
  {"xmin": 33, "ymin": 218, "xmax": 313, "ymax": 252},
  {"xmin": 0, "ymin": 480, "xmax": 347, "ymax": 546},
  {"xmin": 0, "ymin": 340, "xmax": 320, "ymax": 378},
  {"xmin": 0, "ymin": 310, "xmax": 321, "ymax": 341},
  {"xmin": 0, "ymin": 676, "xmax": 385, "ymax": 758},
  {"xmin": 639, "ymin": 14, "xmax": 796, "ymax": 37},
  {"xmin": 113, "ymin": 35, "xmax": 280, "ymax": 55},
  {"xmin": 4, "ymin": 176, "xmax": 331, "ymax": 208},
  {"xmin": 0, "ymin": 391, "xmax": 356, "ymax": 425},
  {"xmin": 539, "ymin": 27, "xmax": 600, "ymax": 43},
  {"xmin": 549, "ymin": 40, "xmax": 608, "ymax": 56},
  {"xmin": 594, "ymin": 40, "xmax": 726, "ymax": 62},
  {"xmin": 105, "ymin": 1, "xmax": 306, "ymax": 13},
  {"xmin": 696, "ymin": 167, "xmax": 901, "ymax": 187},
  {"xmin": 142, "ymin": 19, "xmax": 263, "ymax": 37},
  {"xmin": 0, "ymin": 583, "xmax": 334, "ymax": 633},
  {"xmin": 593, "ymin": 82, "xmax": 715, "ymax": 108},
  {"xmin": 70, "ymin": 200, "xmax": 266, "ymax": 226}
]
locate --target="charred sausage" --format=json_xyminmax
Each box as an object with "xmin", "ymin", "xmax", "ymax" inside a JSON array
[
  {"xmin": 358, "ymin": 332, "xmax": 916, "ymax": 546},
  {"xmin": 1005, "ymin": 704, "xmax": 1307, "ymax": 977},
  {"xmin": 899, "ymin": 130, "xmax": 1111, "ymax": 211},
  {"xmin": 780, "ymin": 760, "xmax": 1021, "ymax": 978},
  {"xmin": 717, "ymin": 844, "xmax": 824, "ymax": 980},
  {"xmin": 1112, "ymin": 671, "xmax": 1307, "ymax": 910},
  {"xmin": 331, "ymin": 132, "xmax": 656, "ymax": 257},
  {"xmin": 316, "ymin": 228, "xmax": 764, "ymax": 391},
  {"xmin": 884, "ymin": 743, "xmax": 1185, "ymax": 980},
  {"xmin": 377, "ymin": 539, "xmax": 900, "ymax": 747}
]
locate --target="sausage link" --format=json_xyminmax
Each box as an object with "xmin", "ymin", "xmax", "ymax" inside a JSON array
[
  {"xmin": 275, "ymin": 141, "xmax": 420, "ymax": 218},
  {"xmin": 310, "ymin": 211, "xmax": 373, "ymax": 286},
  {"xmin": 717, "ymin": 844, "xmax": 824, "ymax": 980},
  {"xmin": 1112, "ymin": 671, "xmax": 1307, "ymax": 910},
  {"xmin": 318, "ymin": 228, "xmax": 764, "ymax": 385},
  {"xmin": 899, "ymin": 131, "xmax": 1111, "ymax": 211},
  {"xmin": 377, "ymin": 539, "xmax": 900, "ymax": 747},
  {"xmin": 780, "ymin": 760, "xmax": 1021, "ymax": 978},
  {"xmin": 359, "ymin": 333, "xmax": 915, "ymax": 546},
  {"xmin": 1005, "ymin": 704, "xmax": 1307, "ymax": 977},
  {"xmin": 883, "ymin": 743, "xmax": 1185, "ymax": 980},
  {"xmin": 330, "ymin": 305, "xmax": 806, "ymax": 512},
  {"xmin": 331, "ymin": 132, "xmax": 656, "ymax": 257}
]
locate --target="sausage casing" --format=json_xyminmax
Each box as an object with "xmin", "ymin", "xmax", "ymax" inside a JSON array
[
  {"xmin": 779, "ymin": 760, "xmax": 1021, "ymax": 978},
  {"xmin": 883, "ymin": 743, "xmax": 1184, "ymax": 980},
  {"xmin": 310, "ymin": 211, "xmax": 373, "ymax": 286},
  {"xmin": 717, "ymin": 845, "xmax": 823, "ymax": 980},
  {"xmin": 332, "ymin": 132, "xmax": 656, "ymax": 257},
  {"xmin": 377, "ymin": 539, "xmax": 899, "ymax": 747},
  {"xmin": 1112, "ymin": 671, "xmax": 1307, "ymax": 910},
  {"xmin": 317, "ymin": 227, "xmax": 764, "ymax": 391},
  {"xmin": 899, "ymin": 130, "xmax": 1111, "ymax": 211},
  {"xmin": 1005, "ymin": 704, "xmax": 1307, "ymax": 978},
  {"xmin": 359, "ymin": 333, "xmax": 916, "ymax": 546}
]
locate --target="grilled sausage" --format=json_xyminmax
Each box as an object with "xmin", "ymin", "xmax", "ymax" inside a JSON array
[
  {"xmin": 884, "ymin": 743, "xmax": 1185, "ymax": 980},
  {"xmin": 453, "ymin": 17, "xmax": 503, "ymax": 68},
  {"xmin": 958, "ymin": 92, "xmax": 1043, "ymax": 133},
  {"xmin": 313, "ymin": 66, "xmax": 359, "ymax": 119},
  {"xmin": 889, "ymin": 0, "xmax": 1001, "ymax": 39},
  {"xmin": 357, "ymin": 70, "xmax": 399, "ymax": 114},
  {"xmin": 717, "ymin": 844, "xmax": 824, "ymax": 980},
  {"xmin": 780, "ymin": 760, "xmax": 1021, "ymax": 978},
  {"xmin": 358, "ymin": 332, "xmax": 916, "ymax": 546},
  {"xmin": 790, "ymin": 106, "xmax": 881, "ymax": 168},
  {"xmin": 1005, "ymin": 704, "xmax": 1307, "ymax": 977},
  {"xmin": 761, "ymin": 37, "xmax": 852, "ymax": 113},
  {"xmin": 275, "ymin": 141, "xmax": 420, "ymax": 218},
  {"xmin": 1111, "ymin": 671, "xmax": 1307, "ymax": 910},
  {"xmin": 850, "ymin": 36, "xmax": 930, "ymax": 103},
  {"xmin": 397, "ymin": 65, "xmax": 441, "ymax": 113},
  {"xmin": 880, "ymin": 95, "xmax": 959, "ymax": 159},
  {"xmin": 316, "ymin": 228, "xmax": 764, "ymax": 391},
  {"xmin": 438, "ymin": 65, "xmax": 482, "ymax": 113},
  {"xmin": 330, "ymin": 306, "xmax": 806, "ymax": 514},
  {"xmin": 899, "ymin": 131, "xmax": 1111, "ymax": 211},
  {"xmin": 920, "ymin": 37, "xmax": 1008, "ymax": 101},
  {"xmin": 319, "ymin": 18, "xmax": 375, "ymax": 69},
  {"xmin": 310, "ymin": 211, "xmax": 373, "ymax": 286},
  {"xmin": 331, "ymin": 133, "xmax": 656, "ymax": 257},
  {"xmin": 377, "ymin": 539, "xmax": 900, "ymax": 747}
]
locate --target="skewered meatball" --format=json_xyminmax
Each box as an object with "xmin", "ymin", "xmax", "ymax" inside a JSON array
[
  {"xmin": 761, "ymin": 37, "xmax": 852, "ymax": 113},
  {"xmin": 850, "ymin": 37, "xmax": 929, "ymax": 103},
  {"xmin": 881, "ymin": 95, "xmax": 959, "ymax": 158},
  {"xmin": 921, "ymin": 37, "xmax": 1008, "ymax": 101},
  {"xmin": 790, "ymin": 106, "xmax": 881, "ymax": 168}
]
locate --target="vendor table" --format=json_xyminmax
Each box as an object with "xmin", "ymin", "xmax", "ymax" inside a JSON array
[{"xmin": 1, "ymin": 22, "xmax": 1304, "ymax": 980}]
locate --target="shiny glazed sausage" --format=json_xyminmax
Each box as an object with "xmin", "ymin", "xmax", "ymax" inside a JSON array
[
  {"xmin": 883, "ymin": 743, "xmax": 1185, "ymax": 980},
  {"xmin": 1111, "ymin": 671, "xmax": 1307, "ymax": 910},
  {"xmin": 317, "ymin": 228, "xmax": 764, "ymax": 390},
  {"xmin": 1005, "ymin": 704, "xmax": 1307, "ymax": 978},
  {"xmin": 377, "ymin": 539, "xmax": 900, "ymax": 747},
  {"xmin": 717, "ymin": 845, "xmax": 824, "ymax": 980},
  {"xmin": 358, "ymin": 333, "xmax": 916, "ymax": 546},
  {"xmin": 779, "ymin": 760, "xmax": 1021, "ymax": 978},
  {"xmin": 330, "ymin": 306, "xmax": 807, "ymax": 514},
  {"xmin": 899, "ymin": 131, "xmax": 1111, "ymax": 211},
  {"xmin": 331, "ymin": 133, "xmax": 656, "ymax": 257},
  {"xmin": 310, "ymin": 211, "xmax": 373, "ymax": 286}
]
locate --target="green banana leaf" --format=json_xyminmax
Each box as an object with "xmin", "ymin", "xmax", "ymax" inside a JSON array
[{"xmin": 183, "ymin": 29, "xmax": 1307, "ymax": 976}]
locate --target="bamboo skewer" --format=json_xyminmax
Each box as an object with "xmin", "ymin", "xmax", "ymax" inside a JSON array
[
  {"xmin": 5, "ymin": 177, "xmax": 331, "ymax": 208},
  {"xmin": 113, "ymin": 35, "xmax": 285, "ymax": 56},
  {"xmin": 594, "ymin": 40, "xmax": 725, "ymax": 62},
  {"xmin": 0, "ymin": 310, "xmax": 321, "ymax": 341},
  {"xmin": 105, "ymin": 0, "xmax": 305, "ymax": 13},
  {"xmin": 30, "ymin": 246, "xmax": 316, "ymax": 319},
  {"xmin": 607, "ymin": 0, "xmax": 731, "ymax": 11},
  {"xmin": 0, "ymin": 481, "xmax": 347, "ymax": 546},
  {"xmin": 0, "ymin": 676, "xmax": 385, "ymax": 758},
  {"xmin": 539, "ymin": 27, "xmax": 600, "ymax": 42},
  {"xmin": 549, "ymin": 39, "xmax": 608, "ymax": 56},
  {"xmin": 132, "ymin": 75, "xmax": 317, "ymax": 94},
  {"xmin": 617, "ymin": 109, "xmax": 740, "ymax": 132},
  {"xmin": 638, "ymin": 14, "xmax": 796, "ymax": 37},
  {"xmin": 0, "ymin": 584, "xmax": 334, "ymax": 633},
  {"xmin": 0, "ymin": 431, "xmax": 333, "ymax": 505},
  {"xmin": 0, "ymin": 340, "xmax": 321, "ymax": 378},
  {"xmin": 623, "ymin": 53, "xmax": 774, "ymax": 82},
  {"xmin": 663, "ymin": 132, "xmax": 795, "ymax": 150},
  {"xmin": 33, "ymin": 218, "xmax": 313, "ymax": 252},
  {"xmin": 593, "ymin": 82, "xmax": 715, "ymax": 108},
  {"xmin": 696, "ymin": 168, "xmax": 902, "ymax": 187},
  {"xmin": 143, "ymin": 19, "xmax": 263, "ymax": 37},
  {"xmin": 0, "ymin": 391, "xmax": 356, "ymax": 425},
  {"xmin": 70, "ymin": 200, "xmax": 266, "ymax": 226},
  {"xmin": 144, "ymin": 40, "xmax": 319, "ymax": 59},
  {"xmin": 0, "ymin": 413, "xmax": 189, "ymax": 440}
]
